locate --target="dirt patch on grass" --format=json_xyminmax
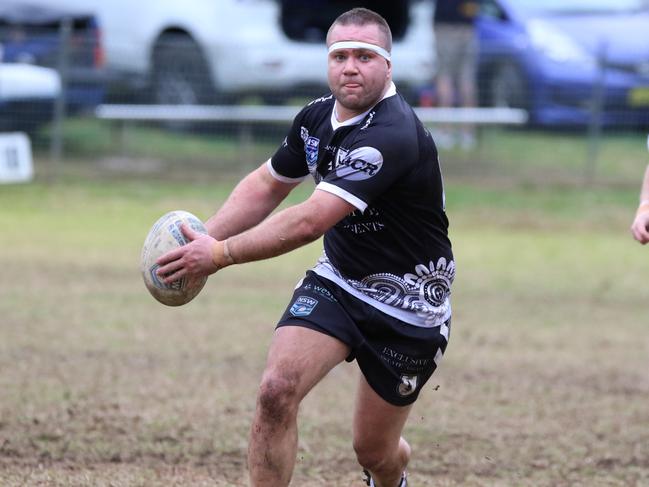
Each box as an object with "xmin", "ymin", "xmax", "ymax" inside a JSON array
[{"xmin": 2, "ymin": 177, "xmax": 649, "ymax": 486}]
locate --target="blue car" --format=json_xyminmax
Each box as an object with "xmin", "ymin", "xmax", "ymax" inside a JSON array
[
  {"xmin": 0, "ymin": 1, "xmax": 106, "ymax": 115},
  {"xmin": 476, "ymin": 0, "xmax": 649, "ymax": 127}
]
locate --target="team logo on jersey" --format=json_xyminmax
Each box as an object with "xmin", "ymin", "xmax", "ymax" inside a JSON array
[
  {"xmin": 289, "ymin": 296, "xmax": 318, "ymax": 317},
  {"xmin": 397, "ymin": 374, "xmax": 418, "ymax": 396},
  {"xmin": 305, "ymin": 136, "xmax": 320, "ymax": 167},
  {"xmin": 300, "ymin": 126, "xmax": 320, "ymax": 168},
  {"xmin": 335, "ymin": 146, "xmax": 383, "ymax": 181}
]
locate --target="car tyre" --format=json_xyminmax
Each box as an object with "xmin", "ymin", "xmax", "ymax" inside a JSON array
[{"xmin": 151, "ymin": 33, "xmax": 222, "ymax": 131}]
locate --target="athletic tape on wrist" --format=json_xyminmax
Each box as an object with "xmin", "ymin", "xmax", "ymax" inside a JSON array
[
  {"xmin": 223, "ymin": 238, "xmax": 236, "ymax": 265},
  {"xmin": 328, "ymin": 41, "xmax": 391, "ymax": 61},
  {"xmin": 211, "ymin": 239, "xmax": 235, "ymax": 269}
]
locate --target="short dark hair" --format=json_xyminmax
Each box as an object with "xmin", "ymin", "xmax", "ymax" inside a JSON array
[{"xmin": 327, "ymin": 7, "xmax": 392, "ymax": 53}]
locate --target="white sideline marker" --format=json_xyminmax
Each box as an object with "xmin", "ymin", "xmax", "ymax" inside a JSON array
[{"xmin": 0, "ymin": 132, "xmax": 34, "ymax": 184}]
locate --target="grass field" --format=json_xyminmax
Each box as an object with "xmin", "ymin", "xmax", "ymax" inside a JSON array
[{"xmin": 1, "ymin": 130, "xmax": 649, "ymax": 486}]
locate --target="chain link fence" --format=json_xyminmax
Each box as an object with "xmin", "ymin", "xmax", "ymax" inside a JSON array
[{"xmin": 2, "ymin": 1, "xmax": 648, "ymax": 185}]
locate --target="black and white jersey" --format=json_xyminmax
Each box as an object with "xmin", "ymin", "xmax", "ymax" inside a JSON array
[{"xmin": 268, "ymin": 83, "xmax": 455, "ymax": 328}]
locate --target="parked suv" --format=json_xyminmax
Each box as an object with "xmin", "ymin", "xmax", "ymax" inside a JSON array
[{"xmin": 32, "ymin": 0, "xmax": 434, "ymax": 105}]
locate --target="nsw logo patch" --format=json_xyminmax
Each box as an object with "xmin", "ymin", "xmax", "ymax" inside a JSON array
[
  {"xmin": 300, "ymin": 126, "xmax": 320, "ymax": 168},
  {"xmin": 290, "ymin": 296, "xmax": 319, "ymax": 317},
  {"xmin": 305, "ymin": 136, "xmax": 320, "ymax": 167}
]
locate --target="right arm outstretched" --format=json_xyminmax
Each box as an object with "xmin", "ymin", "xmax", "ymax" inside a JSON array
[{"xmin": 205, "ymin": 161, "xmax": 300, "ymax": 240}]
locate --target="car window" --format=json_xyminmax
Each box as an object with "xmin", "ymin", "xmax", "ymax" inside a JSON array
[
  {"xmin": 479, "ymin": 0, "xmax": 506, "ymax": 20},
  {"xmin": 279, "ymin": 0, "xmax": 410, "ymax": 42}
]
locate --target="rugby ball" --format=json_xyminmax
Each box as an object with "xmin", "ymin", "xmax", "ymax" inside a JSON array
[{"xmin": 140, "ymin": 210, "xmax": 208, "ymax": 306}]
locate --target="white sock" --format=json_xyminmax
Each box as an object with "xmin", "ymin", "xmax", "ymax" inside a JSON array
[{"xmin": 369, "ymin": 472, "xmax": 406, "ymax": 487}]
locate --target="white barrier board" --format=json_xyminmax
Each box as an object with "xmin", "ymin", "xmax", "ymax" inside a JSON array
[{"xmin": 0, "ymin": 132, "xmax": 34, "ymax": 184}]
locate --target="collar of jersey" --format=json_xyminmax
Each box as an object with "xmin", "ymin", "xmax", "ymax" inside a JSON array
[{"xmin": 330, "ymin": 82, "xmax": 397, "ymax": 131}]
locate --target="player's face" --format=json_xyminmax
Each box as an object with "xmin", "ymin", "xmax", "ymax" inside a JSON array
[{"xmin": 327, "ymin": 23, "xmax": 392, "ymax": 121}]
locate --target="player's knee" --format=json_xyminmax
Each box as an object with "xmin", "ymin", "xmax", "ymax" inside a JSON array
[
  {"xmin": 353, "ymin": 439, "xmax": 388, "ymax": 472},
  {"xmin": 256, "ymin": 372, "xmax": 300, "ymax": 422}
]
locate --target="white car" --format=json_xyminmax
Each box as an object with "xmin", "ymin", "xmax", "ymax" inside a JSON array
[
  {"xmin": 0, "ymin": 62, "xmax": 61, "ymax": 131},
  {"xmin": 29, "ymin": 0, "xmax": 435, "ymax": 105}
]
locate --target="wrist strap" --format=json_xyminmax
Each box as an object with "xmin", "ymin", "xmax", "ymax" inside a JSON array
[
  {"xmin": 212, "ymin": 239, "xmax": 236, "ymax": 269},
  {"xmin": 223, "ymin": 238, "xmax": 236, "ymax": 265}
]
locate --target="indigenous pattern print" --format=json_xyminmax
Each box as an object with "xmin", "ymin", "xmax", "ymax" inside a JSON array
[{"xmin": 314, "ymin": 254, "xmax": 454, "ymax": 327}]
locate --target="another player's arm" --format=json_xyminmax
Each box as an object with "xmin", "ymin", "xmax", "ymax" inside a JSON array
[
  {"xmin": 631, "ymin": 164, "xmax": 649, "ymax": 244},
  {"xmin": 205, "ymin": 162, "xmax": 300, "ymax": 240}
]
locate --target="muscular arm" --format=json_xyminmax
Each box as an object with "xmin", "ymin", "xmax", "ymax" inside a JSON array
[
  {"xmin": 156, "ymin": 167, "xmax": 356, "ymax": 281},
  {"xmin": 225, "ymin": 188, "xmax": 355, "ymax": 264},
  {"xmin": 205, "ymin": 162, "xmax": 299, "ymax": 240}
]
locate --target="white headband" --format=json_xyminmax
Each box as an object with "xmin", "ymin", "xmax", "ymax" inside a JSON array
[{"xmin": 328, "ymin": 41, "xmax": 391, "ymax": 61}]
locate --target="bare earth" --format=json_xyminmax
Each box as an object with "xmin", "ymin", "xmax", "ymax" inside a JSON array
[{"xmin": 1, "ymin": 172, "xmax": 648, "ymax": 486}]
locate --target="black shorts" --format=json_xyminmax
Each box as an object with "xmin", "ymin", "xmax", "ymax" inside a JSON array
[{"xmin": 277, "ymin": 271, "xmax": 451, "ymax": 406}]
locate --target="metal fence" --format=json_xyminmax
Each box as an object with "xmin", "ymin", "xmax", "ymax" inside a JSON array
[{"xmin": 2, "ymin": 13, "xmax": 649, "ymax": 181}]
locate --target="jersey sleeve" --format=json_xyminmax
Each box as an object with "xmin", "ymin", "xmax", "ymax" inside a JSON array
[
  {"xmin": 268, "ymin": 107, "xmax": 310, "ymax": 183},
  {"xmin": 317, "ymin": 123, "xmax": 417, "ymax": 212}
]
